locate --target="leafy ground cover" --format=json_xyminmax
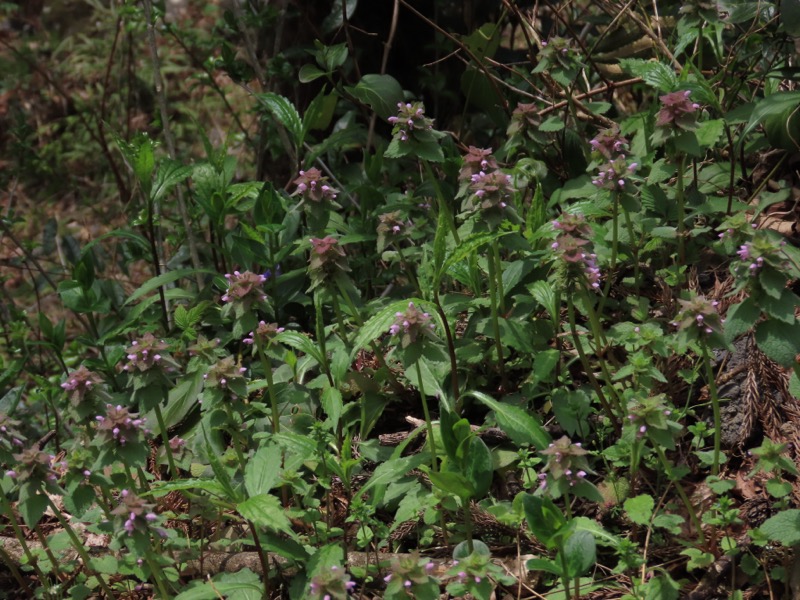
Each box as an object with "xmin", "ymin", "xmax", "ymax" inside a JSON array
[{"xmin": 3, "ymin": 0, "xmax": 800, "ymax": 598}]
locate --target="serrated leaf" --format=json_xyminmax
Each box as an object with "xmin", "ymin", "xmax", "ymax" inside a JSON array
[
  {"xmin": 466, "ymin": 391, "xmax": 550, "ymax": 449},
  {"xmin": 755, "ymin": 318, "xmax": 800, "ymax": 367},
  {"xmin": 236, "ymin": 493, "xmax": 293, "ymax": 536},
  {"xmin": 347, "ymin": 74, "xmax": 404, "ymax": 119},
  {"xmin": 245, "ymin": 444, "xmax": 282, "ymax": 498},
  {"xmin": 442, "ymin": 231, "xmax": 509, "ymax": 276},
  {"xmin": 624, "ymin": 494, "xmax": 655, "ymax": 525},
  {"xmin": 619, "ymin": 59, "xmax": 678, "ymax": 92},
  {"xmin": 273, "ymin": 331, "xmax": 326, "ymax": 369},
  {"xmin": 152, "ymin": 160, "xmax": 193, "ymax": 203},
  {"xmin": 759, "ymin": 509, "xmax": 800, "ymax": 546},
  {"xmin": 124, "ymin": 268, "xmax": 215, "ymax": 305},
  {"xmin": 724, "ymin": 298, "xmax": 759, "ymax": 342},
  {"xmin": 255, "ymin": 93, "xmax": 303, "ymax": 147}
]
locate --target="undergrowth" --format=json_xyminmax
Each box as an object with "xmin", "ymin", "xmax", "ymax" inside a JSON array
[{"xmin": 2, "ymin": 0, "xmax": 800, "ymax": 598}]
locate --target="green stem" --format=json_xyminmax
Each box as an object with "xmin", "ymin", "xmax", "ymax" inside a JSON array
[
  {"xmin": 702, "ymin": 344, "xmax": 722, "ymax": 476},
  {"xmin": 676, "ymin": 154, "xmax": 687, "ymax": 266},
  {"xmin": 245, "ymin": 519, "xmax": 272, "ymax": 597},
  {"xmin": 396, "ymin": 244, "xmax": 422, "ymax": 297},
  {"xmin": 491, "ymin": 240, "xmax": 506, "ymax": 315},
  {"xmin": 143, "ymin": 552, "xmax": 172, "ymax": 600},
  {"xmin": 225, "ymin": 405, "xmax": 248, "ymax": 474},
  {"xmin": 415, "ymin": 360, "xmax": 438, "ymax": 472},
  {"xmin": 653, "ymin": 444, "xmax": 705, "ymax": 544},
  {"xmin": 330, "ymin": 292, "xmax": 351, "ymax": 346},
  {"xmin": 256, "ymin": 337, "xmax": 281, "ymax": 434},
  {"xmin": 0, "ymin": 545, "xmax": 31, "ymax": 596},
  {"xmin": 45, "ymin": 496, "xmax": 115, "ymax": 599},
  {"xmin": 0, "ymin": 493, "xmax": 49, "ymax": 593},
  {"xmin": 433, "ymin": 290, "xmax": 461, "ymax": 410},
  {"xmin": 621, "ymin": 204, "xmax": 641, "ymax": 289},
  {"xmin": 336, "ymin": 280, "xmax": 403, "ymax": 392},
  {"xmin": 580, "ymin": 291, "xmax": 623, "ymax": 410},
  {"xmin": 486, "ymin": 246, "xmax": 507, "ymax": 388},
  {"xmin": 567, "ymin": 294, "xmax": 621, "ymax": 436},
  {"xmin": 154, "ymin": 401, "xmax": 178, "ymax": 480},
  {"xmin": 600, "ymin": 193, "xmax": 620, "ymax": 312},
  {"xmin": 314, "ymin": 291, "xmax": 335, "ymax": 388}
]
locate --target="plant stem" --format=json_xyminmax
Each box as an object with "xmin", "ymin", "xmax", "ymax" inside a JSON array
[
  {"xmin": 432, "ymin": 290, "xmax": 460, "ymax": 410},
  {"xmin": 314, "ymin": 291, "xmax": 335, "ymax": 388},
  {"xmin": 44, "ymin": 496, "xmax": 115, "ymax": 599},
  {"xmin": 567, "ymin": 294, "xmax": 621, "ymax": 435},
  {"xmin": 143, "ymin": 551, "xmax": 172, "ymax": 600},
  {"xmin": 621, "ymin": 204, "xmax": 641, "ymax": 289},
  {"xmin": 600, "ymin": 192, "xmax": 620, "ymax": 312},
  {"xmin": 490, "ymin": 240, "xmax": 506, "ymax": 315},
  {"xmin": 676, "ymin": 154, "xmax": 687, "ymax": 266},
  {"xmin": 0, "ymin": 493, "xmax": 49, "ymax": 594},
  {"xmin": 415, "ymin": 360, "xmax": 438, "ymax": 472},
  {"xmin": 486, "ymin": 246, "xmax": 507, "ymax": 388},
  {"xmin": 330, "ymin": 292, "xmax": 351, "ymax": 345},
  {"xmin": 256, "ymin": 337, "xmax": 281, "ymax": 434},
  {"xmin": 701, "ymin": 344, "xmax": 722, "ymax": 476},
  {"xmin": 653, "ymin": 444, "xmax": 705, "ymax": 544},
  {"xmin": 154, "ymin": 400, "xmax": 178, "ymax": 480}
]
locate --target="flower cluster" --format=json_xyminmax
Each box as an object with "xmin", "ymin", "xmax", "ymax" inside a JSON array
[
  {"xmin": 625, "ymin": 395, "xmax": 679, "ymax": 447},
  {"xmin": 551, "ymin": 213, "xmax": 602, "ymax": 291},
  {"xmin": 388, "ymin": 102, "xmax": 434, "ymax": 142},
  {"xmin": 307, "ymin": 564, "xmax": 356, "ymax": 600},
  {"xmin": 383, "ymin": 554, "xmax": 438, "ymax": 599},
  {"xmin": 656, "ymin": 90, "xmax": 700, "ymax": 129},
  {"xmin": 539, "ymin": 436, "xmax": 592, "ymax": 493},
  {"xmin": 671, "ymin": 295, "xmax": 723, "ymax": 339},
  {"xmin": 293, "ymin": 168, "xmax": 338, "ymax": 203},
  {"xmin": 111, "ymin": 490, "xmax": 167, "ymax": 539},
  {"xmin": 388, "ymin": 301, "xmax": 436, "ymax": 348},
  {"xmin": 589, "ymin": 126, "xmax": 629, "ymax": 159},
  {"xmin": 592, "ymin": 155, "xmax": 638, "ymax": 191},
  {"xmin": 242, "ymin": 321, "xmax": 285, "ymax": 346},
  {"xmin": 308, "ymin": 236, "xmax": 350, "ymax": 290},
  {"xmin": 376, "ymin": 211, "xmax": 409, "ymax": 252},
  {"xmin": 121, "ymin": 333, "xmax": 176, "ymax": 373},
  {"xmin": 507, "ymin": 102, "xmax": 538, "ymax": 138},
  {"xmin": 6, "ymin": 447, "xmax": 60, "ymax": 486},
  {"xmin": 221, "ymin": 271, "xmax": 269, "ymax": 306},
  {"xmin": 95, "ymin": 404, "xmax": 149, "ymax": 446},
  {"xmin": 0, "ymin": 412, "xmax": 25, "ymax": 459},
  {"xmin": 203, "ymin": 356, "xmax": 248, "ymax": 402},
  {"xmin": 61, "ymin": 365, "xmax": 107, "ymax": 411},
  {"xmin": 459, "ymin": 146, "xmax": 499, "ymax": 181},
  {"xmin": 732, "ymin": 233, "xmax": 788, "ymax": 280},
  {"xmin": 464, "ymin": 169, "xmax": 515, "ymax": 216}
]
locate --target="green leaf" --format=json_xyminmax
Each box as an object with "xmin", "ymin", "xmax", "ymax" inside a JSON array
[
  {"xmin": 467, "ymin": 391, "xmax": 550, "ymax": 449},
  {"xmin": 175, "ymin": 580, "xmax": 263, "ymax": 600},
  {"xmin": 360, "ymin": 454, "xmax": 426, "ymax": 498},
  {"xmin": 619, "ymin": 59, "xmax": 678, "ymax": 92},
  {"xmin": 755, "ymin": 319, "xmax": 800, "ymax": 367},
  {"xmin": 18, "ymin": 484, "xmax": 48, "ymax": 527},
  {"xmin": 742, "ymin": 91, "xmax": 800, "ymax": 152},
  {"xmin": 539, "ymin": 117, "xmax": 565, "ymax": 132},
  {"xmin": 348, "ymin": 298, "xmax": 443, "ymax": 362},
  {"xmin": 464, "ymin": 437, "xmax": 493, "ymax": 498},
  {"xmin": 433, "ymin": 203, "xmax": 450, "ymax": 285},
  {"xmin": 759, "ymin": 509, "xmax": 800, "ymax": 545},
  {"xmin": 562, "ymin": 529, "xmax": 596, "ymax": 577},
  {"xmin": 124, "ymin": 268, "xmax": 215, "ymax": 306},
  {"xmin": 347, "ymin": 74, "xmax": 404, "ymax": 119},
  {"xmin": 427, "ymin": 469, "xmax": 475, "ymax": 499},
  {"xmin": 298, "ymin": 63, "xmax": 327, "ymax": 83},
  {"xmin": 624, "ymin": 494, "xmax": 655, "ymax": 526},
  {"xmin": 273, "ymin": 331, "xmax": 326, "ymax": 369},
  {"xmin": 724, "ymin": 298, "xmax": 759, "ymax": 342},
  {"xmin": 255, "ymin": 93, "xmax": 303, "ymax": 147},
  {"xmin": 245, "ymin": 444, "xmax": 282, "ymax": 498},
  {"xmin": 321, "ymin": 387, "xmax": 343, "ymax": 431},
  {"xmin": 695, "ymin": 119, "xmax": 725, "ymax": 148},
  {"xmin": 644, "ymin": 574, "xmax": 681, "ymax": 600},
  {"xmin": 783, "ymin": 0, "xmax": 800, "ymax": 35},
  {"xmin": 759, "ymin": 289, "xmax": 800, "ymax": 323},
  {"xmin": 151, "ymin": 160, "xmax": 193, "ymax": 203},
  {"xmin": 522, "ymin": 494, "xmax": 566, "ymax": 548},
  {"xmin": 442, "ymin": 231, "xmax": 509, "ymax": 277},
  {"xmin": 236, "ymin": 493, "xmax": 293, "ymax": 536}
]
